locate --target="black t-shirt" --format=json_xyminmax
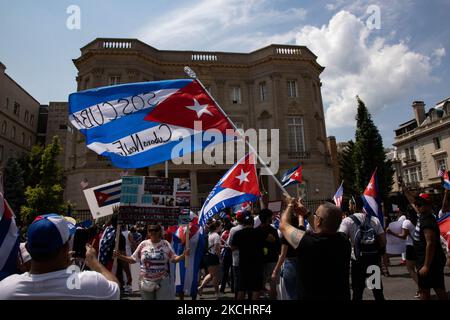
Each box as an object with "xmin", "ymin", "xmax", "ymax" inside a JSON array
[
  {"xmin": 258, "ymin": 224, "xmax": 281, "ymax": 263},
  {"xmin": 281, "ymin": 226, "xmax": 303, "ymax": 258},
  {"xmin": 413, "ymin": 213, "xmax": 446, "ymax": 268},
  {"xmin": 295, "ymin": 231, "xmax": 351, "ymax": 300},
  {"xmin": 232, "ymin": 227, "xmax": 266, "ymax": 269}
]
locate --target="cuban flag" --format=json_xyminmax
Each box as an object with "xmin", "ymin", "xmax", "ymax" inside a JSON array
[
  {"xmin": 362, "ymin": 169, "xmax": 384, "ymax": 227},
  {"xmin": 232, "ymin": 201, "xmax": 252, "ymax": 214},
  {"xmin": 280, "ymin": 165, "xmax": 302, "ymax": 188},
  {"xmin": 0, "ymin": 179, "xmax": 19, "ymax": 281},
  {"xmin": 69, "ymin": 79, "xmax": 234, "ymax": 168},
  {"xmin": 443, "ymin": 170, "xmax": 450, "ymax": 190},
  {"xmin": 171, "ymin": 218, "xmax": 205, "ymax": 297},
  {"xmin": 199, "ymin": 153, "xmax": 260, "ymax": 226},
  {"xmin": 333, "ymin": 181, "xmax": 344, "ymax": 208}
]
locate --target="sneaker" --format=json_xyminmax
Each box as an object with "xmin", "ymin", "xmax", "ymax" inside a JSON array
[{"xmin": 124, "ymin": 285, "xmax": 132, "ymax": 295}]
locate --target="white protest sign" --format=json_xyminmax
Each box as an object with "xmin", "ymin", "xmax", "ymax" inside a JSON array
[{"xmin": 83, "ymin": 179, "xmax": 122, "ymax": 219}]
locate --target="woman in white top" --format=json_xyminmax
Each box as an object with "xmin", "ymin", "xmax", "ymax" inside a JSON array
[
  {"xmin": 114, "ymin": 224, "xmax": 188, "ymax": 300},
  {"xmin": 386, "ymin": 209, "xmax": 419, "ymax": 297},
  {"xmin": 198, "ymin": 220, "xmax": 222, "ymax": 298}
]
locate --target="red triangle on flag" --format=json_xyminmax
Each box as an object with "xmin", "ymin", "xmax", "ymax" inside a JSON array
[
  {"xmin": 363, "ymin": 171, "xmax": 377, "ymax": 198},
  {"xmin": 144, "ymin": 80, "xmax": 233, "ymax": 133},
  {"xmin": 94, "ymin": 190, "xmax": 110, "ymax": 207},
  {"xmin": 220, "ymin": 154, "xmax": 260, "ymax": 196}
]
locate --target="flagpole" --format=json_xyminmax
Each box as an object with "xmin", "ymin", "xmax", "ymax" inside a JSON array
[{"xmin": 184, "ymin": 66, "xmax": 289, "ymax": 197}]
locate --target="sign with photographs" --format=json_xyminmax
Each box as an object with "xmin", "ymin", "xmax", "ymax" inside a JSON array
[{"xmin": 118, "ymin": 176, "xmax": 190, "ymax": 226}]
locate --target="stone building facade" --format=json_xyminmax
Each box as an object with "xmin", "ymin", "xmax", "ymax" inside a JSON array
[
  {"xmin": 391, "ymin": 99, "xmax": 450, "ymax": 193},
  {"xmin": 0, "ymin": 61, "xmax": 40, "ymax": 168},
  {"xmin": 62, "ymin": 38, "xmax": 335, "ymax": 212}
]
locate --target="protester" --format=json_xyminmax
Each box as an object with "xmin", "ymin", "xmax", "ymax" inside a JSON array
[
  {"xmin": 272, "ymin": 215, "xmax": 300, "ymax": 300},
  {"xmin": 339, "ymin": 196, "xmax": 386, "ymax": 300},
  {"xmin": 198, "ymin": 220, "xmax": 222, "ymax": 298},
  {"xmin": 231, "ymin": 212, "xmax": 269, "ymax": 300},
  {"xmin": 0, "ymin": 214, "xmax": 120, "ymax": 299},
  {"xmin": 219, "ymin": 219, "xmax": 233, "ymax": 294},
  {"xmin": 438, "ymin": 188, "xmax": 449, "ymax": 219},
  {"xmin": 411, "ymin": 194, "xmax": 448, "ymax": 300},
  {"xmin": 386, "ymin": 207, "xmax": 419, "ymax": 298},
  {"xmin": 114, "ymin": 224, "xmax": 188, "ymax": 300},
  {"xmin": 258, "ymin": 208, "xmax": 280, "ymax": 299},
  {"xmin": 129, "ymin": 225, "xmax": 142, "ymax": 252},
  {"xmin": 280, "ymin": 197, "xmax": 351, "ymax": 300},
  {"xmin": 227, "ymin": 211, "xmax": 245, "ymax": 298}
]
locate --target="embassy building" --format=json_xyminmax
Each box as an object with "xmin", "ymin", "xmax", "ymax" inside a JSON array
[{"xmin": 51, "ymin": 38, "xmax": 337, "ymax": 214}]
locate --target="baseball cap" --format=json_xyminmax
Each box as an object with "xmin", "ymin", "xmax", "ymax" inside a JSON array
[
  {"xmin": 26, "ymin": 214, "xmax": 76, "ymax": 256},
  {"xmin": 236, "ymin": 210, "xmax": 251, "ymax": 222},
  {"xmin": 415, "ymin": 193, "xmax": 432, "ymax": 206}
]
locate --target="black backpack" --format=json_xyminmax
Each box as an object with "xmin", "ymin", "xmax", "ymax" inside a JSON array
[{"xmin": 350, "ymin": 215, "xmax": 380, "ymax": 261}]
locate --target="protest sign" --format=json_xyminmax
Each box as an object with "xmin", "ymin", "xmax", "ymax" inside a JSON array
[
  {"xmin": 83, "ymin": 179, "xmax": 122, "ymax": 219},
  {"xmin": 118, "ymin": 176, "xmax": 190, "ymax": 226}
]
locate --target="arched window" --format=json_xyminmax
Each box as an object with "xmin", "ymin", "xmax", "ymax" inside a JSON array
[
  {"xmin": 11, "ymin": 126, "xmax": 16, "ymax": 140},
  {"xmin": 1, "ymin": 121, "xmax": 6, "ymax": 134}
]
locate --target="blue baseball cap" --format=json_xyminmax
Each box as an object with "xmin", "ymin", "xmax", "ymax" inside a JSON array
[{"xmin": 26, "ymin": 214, "xmax": 76, "ymax": 256}]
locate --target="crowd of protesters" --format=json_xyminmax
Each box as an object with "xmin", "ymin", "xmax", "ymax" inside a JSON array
[{"xmin": 0, "ymin": 186, "xmax": 449, "ymax": 300}]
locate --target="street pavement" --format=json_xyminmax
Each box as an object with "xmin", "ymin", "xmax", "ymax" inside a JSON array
[{"xmin": 123, "ymin": 257, "xmax": 450, "ymax": 300}]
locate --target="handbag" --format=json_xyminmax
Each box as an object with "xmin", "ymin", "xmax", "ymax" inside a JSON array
[{"xmin": 140, "ymin": 279, "xmax": 161, "ymax": 292}]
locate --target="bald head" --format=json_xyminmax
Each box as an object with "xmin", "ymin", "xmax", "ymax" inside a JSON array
[{"xmin": 316, "ymin": 202, "xmax": 343, "ymax": 233}]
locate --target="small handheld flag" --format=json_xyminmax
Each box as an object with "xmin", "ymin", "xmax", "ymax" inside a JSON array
[
  {"xmin": 443, "ymin": 170, "xmax": 450, "ymax": 190},
  {"xmin": 333, "ymin": 181, "xmax": 344, "ymax": 208},
  {"xmin": 362, "ymin": 169, "xmax": 384, "ymax": 227},
  {"xmin": 280, "ymin": 165, "xmax": 302, "ymax": 188}
]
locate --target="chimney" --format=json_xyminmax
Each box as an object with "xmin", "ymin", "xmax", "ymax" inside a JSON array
[{"xmin": 412, "ymin": 101, "xmax": 425, "ymax": 125}]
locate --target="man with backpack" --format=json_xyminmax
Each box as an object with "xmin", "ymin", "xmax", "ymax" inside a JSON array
[{"xmin": 339, "ymin": 196, "xmax": 386, "ymax": 301}]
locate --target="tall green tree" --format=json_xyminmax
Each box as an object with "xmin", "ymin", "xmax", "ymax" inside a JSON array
[
  {"xmin": 20, "ymin": 136, "xmax": 67, "ymax": 227},
  {"xmin": 339, "ymin": 140, "xmax": 357, "ymax": 197},
  {"xmin": 3, "ymin": 157, "xmax": 25, "ymax": 216},
  {"xmin": 352, "ymin": 96, "xmax": 393, "ymax": 200}
]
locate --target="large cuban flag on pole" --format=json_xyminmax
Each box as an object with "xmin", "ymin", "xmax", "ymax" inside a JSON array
[
  {"xmin": 68, "ymin": 79, "xmax": 234, "ymax": 168},
  {"xmin": 362, "ymin": 169, "xmax": 384, "ymax": 227},
  {"xmin": 199, "ymin": 153, "xmax": 260, "ymax": 226}
]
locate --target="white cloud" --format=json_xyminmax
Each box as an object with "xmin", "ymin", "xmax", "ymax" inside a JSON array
[
  {"xmin": 134, "ymin": 0, "xmax": 306, "ymax": 51},
  {"xmin": 294, "ymin": 10, "xmax": 438, "ymax": 128}
]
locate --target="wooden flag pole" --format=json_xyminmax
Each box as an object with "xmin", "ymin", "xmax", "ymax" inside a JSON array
[
  {"xmin": 112, "ymin": 224, "xmax": 121, "ymax": 273},
  {"xmin": 184, "ymin": 66, "xmax": 290, "ymax": 197}
]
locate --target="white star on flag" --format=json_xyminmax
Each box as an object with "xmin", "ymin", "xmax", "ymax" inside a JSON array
[
  {"xmin": 235, "ymin": 169, "xmax": 250, "ymax": 185},
  {"xmin": 367, "ymin": 183, "xmax": 373, "ymax": 190},
  {"xmin": 294, "ymin": 172, "xmax": 299, "ymax": 177},
  {"xmin": 186, "ymin": 99, "xmax": 213, "ymax": 118}
]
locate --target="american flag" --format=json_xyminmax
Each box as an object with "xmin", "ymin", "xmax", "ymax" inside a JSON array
[
  {"xmin": 98, "ymin": 225, "xmax": 116, "ymax": 267},
  {"xmin": 438, "ymin": 167, "xmax": 446, "ymax": 177},
  {"xmin": 333, "ymin": 181, "xmax": 344, "ymax": 208}
]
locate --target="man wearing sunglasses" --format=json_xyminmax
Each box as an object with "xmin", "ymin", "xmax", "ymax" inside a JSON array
[{"xmin": 279, "ymin": 197, "xmax": 351, "ymax": 300}]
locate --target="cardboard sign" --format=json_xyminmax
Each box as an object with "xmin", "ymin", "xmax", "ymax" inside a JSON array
[
  {"xmin": 83, "ymin": 179, "xmax": 122, "ymax": 219},
  {"xmin": 118, "ymin": 176, "xmax": 190, "ymax": 226}
]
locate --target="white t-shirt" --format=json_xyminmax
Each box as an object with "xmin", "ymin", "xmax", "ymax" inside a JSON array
[
  {"xmin": 132, "ymin": 239, "xmax": 175, "ymax": 281},
  {"xmin": 228, "ymin": 224, "xmax": 244, "ymax": 266},
  {"xmin": 0, "ymin": 269, "xmax": 120, "ymax": 300},
  {"xmin": 401, "ymin": 219, "xmax": 415, "ymax": 246},
  {"xmin": 339, "ymin": 213, "xmax": 385, "ymax": 259},
  {"xmin": 208, "ymin": 232, "xmax": 221, "ymax": 254}
]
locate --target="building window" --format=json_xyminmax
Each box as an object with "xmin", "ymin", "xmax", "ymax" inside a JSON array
[
  {"xmin": 13, "ymin": 102, "xmax": 20, "ymax": 116},
  {"xmin": 109, "ymin": 75, "xmax": 121, "ymax": 86},
  {"xmin": 28, "ymin": 136, "xmax": 32, "ymax": 148},
  {"xmin": 287, "ymin": 80, "xmax": 298, "ymax": 98},
  {"xmin": 436, "ymin": 158, "xmax": 447, "ymax": 173},
  {"xmin": 287, "ymin": 117, "xmax": 305, "ymax": 153},
  {"xmin": 5, "ymin": 98, "xmax": 9, "ymax": 109},
  {"xmin": 0, "ymin": 145, "xmax": 3, "ymax": 161},
  {"xmin": 259, "ymin": 82, "xmax": 267, "ymax": 102},
  {"xmin": 21, "ymin": 132, "xmax": 25, "ymax": 145},
  {"xmin": 11, "ymin": 126, "xmax": 15, "ymax": 140},
  {"xmin": 1, "ymin": 121, "xmax": 6, "ymax": 134},
  {"xmin": 404, "ymin": 147, "xmax": 415, "ymax": 161},
  {"xmin": 433, "ymin": 137, "xmax": 441, "ymax": 150},
  {"xmin": 24, "ymin": 110, "xmax": 29, "ymax": 123},
  {"xmin": 230, "ymin": 87, "xmax": 241, "ymax": 104},
  {"xmin": 30, "ymin": 115, "xmax": 34, "ymax": 126}
]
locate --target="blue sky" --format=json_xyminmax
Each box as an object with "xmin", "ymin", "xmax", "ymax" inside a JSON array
[{"xmin": 0, "ymin": 0, "xmax": 449, "ymax": 146}]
